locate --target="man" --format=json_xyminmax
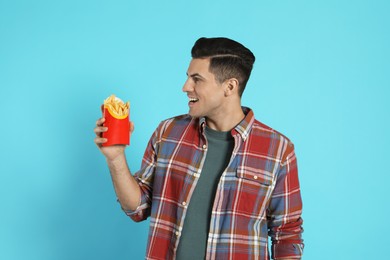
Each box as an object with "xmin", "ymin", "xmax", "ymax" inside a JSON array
[{"xmin": 94, "ymin": 37, "xmax": 304, "ymax": 259}]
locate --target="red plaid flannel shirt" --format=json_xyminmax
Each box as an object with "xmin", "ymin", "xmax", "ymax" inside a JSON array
[{"xmin": 125, "ymin": 107, "xmax": 304, "ymax": 259}]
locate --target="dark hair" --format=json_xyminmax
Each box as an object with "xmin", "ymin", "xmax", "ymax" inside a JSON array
[{"xmin": 191, "ymin": 37, "xmax": 255, "ymax": 96}]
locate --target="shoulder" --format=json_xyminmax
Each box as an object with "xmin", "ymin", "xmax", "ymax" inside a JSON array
[
  {"xmin": 155, "ymin": 114, "xmax": 198, "ymax": 138},
  {"xmin": 252, "ymin": 119, "xmax": 292, "ymax": 144},
  {"xmin": 162, "ymin": 114, "xmax": 193, "ymax": 124},
  {"xmin": 250, "ymin": 117, "xmax": 295, "ymax": 162},
  {"xmin": 160, "ymin": 114, "xmax": 195, "ymax": 129},
  {"xmin": 241, "ymin": 107, "xmax": 292, "ymax": 145}
]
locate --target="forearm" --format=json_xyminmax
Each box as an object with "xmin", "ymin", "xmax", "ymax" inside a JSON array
[{"xmin": 107, "ymin": 153, "xmax": 141, "ymax": 211}]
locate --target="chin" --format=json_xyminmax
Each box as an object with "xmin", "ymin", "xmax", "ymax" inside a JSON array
[
  {"xmin": 188, "ymin": 112, "xmax": 199, "ymax": 118},
  {"xmin": 188, "ymin": 110, "xmax": 202, "ymax": 118}
]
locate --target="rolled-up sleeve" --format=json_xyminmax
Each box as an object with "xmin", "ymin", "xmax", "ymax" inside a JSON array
[{"xmin": 267, "ymin": 142, "xmax": 304, "ymax": 259}]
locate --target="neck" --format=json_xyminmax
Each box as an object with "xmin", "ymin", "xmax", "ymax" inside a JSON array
[{"xmin": 206, "ymin": 104, "xmax": 245, "ymax": 132}]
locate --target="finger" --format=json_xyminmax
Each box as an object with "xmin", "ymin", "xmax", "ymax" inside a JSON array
[
  {"xmin": 94, "ymin": 136, "xmax": 107, "ymax": 144},
  {"xmin": 94, "ymin": 126, "xmax": 108, "ymax": 135},
  {"xmin": 96, "ymin": 117, "xmax": 106, "ymax": 127}
]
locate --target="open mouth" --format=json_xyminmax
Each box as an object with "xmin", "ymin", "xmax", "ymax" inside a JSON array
[{"xmin": 189, "ymin": 97, "xmax": 199, "ymax": 103}]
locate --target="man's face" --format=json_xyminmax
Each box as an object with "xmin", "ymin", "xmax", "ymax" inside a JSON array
[{"xmin": 182, "ymin": 58, "xmax": 225, "ymax": 118}]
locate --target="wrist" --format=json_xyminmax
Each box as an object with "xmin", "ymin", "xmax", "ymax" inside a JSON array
[{"xmin": 107, "ymin": 153, "xmax": 127, "ymax": 172}]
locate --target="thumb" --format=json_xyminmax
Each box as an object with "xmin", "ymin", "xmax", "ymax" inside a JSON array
[{"xmin": 130, "ymin": 121, "xmax": 135, "ymax": 134}]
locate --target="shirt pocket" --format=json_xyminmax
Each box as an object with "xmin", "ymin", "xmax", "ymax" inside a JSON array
[
  {"xmin": 236, "ymin": 165, "xmax": 273, "ymax": 186},
  {"xmin": 233, "ymin": 166, "xmax": 274, "ymax": 215}
]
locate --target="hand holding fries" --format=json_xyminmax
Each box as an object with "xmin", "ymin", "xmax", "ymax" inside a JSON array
[{"xmin": 94, "ymin": 117, "xmax": 134, "ymax": 160}]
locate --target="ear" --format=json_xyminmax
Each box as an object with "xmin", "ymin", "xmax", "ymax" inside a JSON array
[{"xmin": 224, "ymin": 78, "xmax": 239, "ymax": 97}]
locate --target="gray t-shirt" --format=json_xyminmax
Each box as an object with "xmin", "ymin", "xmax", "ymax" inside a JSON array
[{"xmin": 176, "ymin": 126, "xmax": 234, "ymax": 259}]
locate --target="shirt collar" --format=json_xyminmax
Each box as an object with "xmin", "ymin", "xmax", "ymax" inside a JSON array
[
  {"xmin": 198, "ymin": 106, "xmax": 254, "ymax": 142},
  {"xmin": 232, "ymin": 106, "xmax": 254, "ymax": 142}
]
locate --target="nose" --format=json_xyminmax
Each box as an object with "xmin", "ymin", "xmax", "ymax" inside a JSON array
[{"xmin": 182, "ymin": 78, "xmax": 193, "ymax": 93}]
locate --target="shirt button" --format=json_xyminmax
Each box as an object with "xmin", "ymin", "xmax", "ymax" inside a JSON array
[
  {"xmin": 253, "ymin": 175, "xmax": 258, "ymax": 180},
  {"xmin": 182, "ymin": 201, "xmax": 187, "ymax": 206},
  {"xmin": 202, "ymin": 144, "xmax": 207, "ymax": 149}
]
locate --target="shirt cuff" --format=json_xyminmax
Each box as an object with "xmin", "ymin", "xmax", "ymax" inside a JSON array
[
  {"xmin": 122, "ymin": 202, "xmax": 149, "ymax": 216},
  {"xmin": 272, "ymin": 243, "xmax": 304, "ymax": 259}
]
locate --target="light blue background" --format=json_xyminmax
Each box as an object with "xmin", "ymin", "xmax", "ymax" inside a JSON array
[{"xmin": 1, "ymin": 0, "xmax": 389, "ymax": 259}]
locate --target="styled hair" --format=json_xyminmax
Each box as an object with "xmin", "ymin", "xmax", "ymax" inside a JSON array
[{"xmin": 191, "ymin": 37, "xmax": 255, "ymax": 96}]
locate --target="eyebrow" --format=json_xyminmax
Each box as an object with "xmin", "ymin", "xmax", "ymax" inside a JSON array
[{"xmin": 186, "ymin": 72, "xmax": 205, "ymax": 79}]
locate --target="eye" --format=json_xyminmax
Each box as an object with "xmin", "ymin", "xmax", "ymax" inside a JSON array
[{"xmin": 193, "ymin": 77, "xmax": 200, "ymax": 83}]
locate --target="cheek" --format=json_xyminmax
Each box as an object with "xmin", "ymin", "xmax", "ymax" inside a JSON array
[{"xmin": 209, "ymin": 89, "xmax": 225, "ymax": 101}]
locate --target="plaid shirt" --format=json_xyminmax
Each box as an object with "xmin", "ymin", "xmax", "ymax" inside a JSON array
[{"xmin": 126, "ymin": 107, "xmax": 304, "ymax": 259}]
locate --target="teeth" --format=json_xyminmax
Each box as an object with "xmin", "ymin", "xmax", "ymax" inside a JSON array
[{"xmin": 189, "ymin": 98, "xmax": 199, "ymax": 102}]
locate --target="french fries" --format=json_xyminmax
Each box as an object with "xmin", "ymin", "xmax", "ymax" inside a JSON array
[{"xmin": 103, "ymin": 94, "xmax": 130, "ymax": 119}]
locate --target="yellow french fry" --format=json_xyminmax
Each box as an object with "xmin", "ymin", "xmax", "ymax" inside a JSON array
[{"xmin": 103, "ymin": 94, "xmax": 130, "ymax": 119}]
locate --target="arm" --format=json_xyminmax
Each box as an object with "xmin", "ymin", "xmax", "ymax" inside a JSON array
[
  {"xmin": 267, "ymin": 142, "xmax": 304, "ymax": 259},
  {"xmin": 94, "ymin": 118, "xmax": 141, "ymax": 211}
]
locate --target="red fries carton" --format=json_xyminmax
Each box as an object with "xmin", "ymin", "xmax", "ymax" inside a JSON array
[{"xmin": 101, "ymin": 95, "xmax": 130, "ymax": 146}]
